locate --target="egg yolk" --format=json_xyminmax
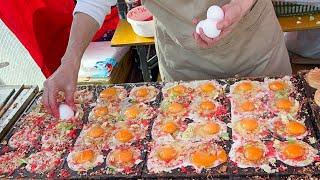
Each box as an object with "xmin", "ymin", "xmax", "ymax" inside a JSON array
[
  {"xmin": 195, "ymin": 123, "xmax": 220, "ymax": 137},
  {"xmin": 200, "ymin": 83, "xmax": 216, "ymax": 93},
  {"xmin": 276, "ymin": 99, "xmax": 293, "ymax": 112},
  {"xmin": 191, "ymin": 150, "xmax": 217, "ymax": 168},
  {"xmin": 283, "ymin": 143, "xmax": 305, "ymax": 159},
  {"xmin": 200, "ymin": 101, "xmax": 216, "ymax": 111},
  {"xmin": 217, "ymin": 149, "xmax": 228, "ymax": 163},
  {"xmin": 240, "ymin": 118, "xmax": 259, "ymax": 132},
  {"xmin": 136, "ymin": 88, "xmax": 149, "ymax": 97},
  {"xmin": 87, "ymin": 126, "xmax": 105, "ymax": 138},
  {"xmin": 204, "ymin": 123, "xmax": 220, "ymax": 134},
  {"xmin": 115, "ymin": 129, "xmax": 133, "ymax": 143},
  {"xmin": 74, "ymin": 149, "xmax": 95, "ymax": 164},
  {"xmin": 158, "ymin": 146, "xmax": 178, "ymax": 162},
  {"xmin": 235, "ymin": 82, "xmax": 253, "ymax": 93},
  {"xmin": 162, "ymin": 122, "xmax": 178, "ymax": 134},
  {"xmin": 168, "ymin": 102, "xmax": 184, "ymax": 114},
  {"xmin": 172, "ymin": 85, "xmax": 187, "ymax": 95},
  {"xmin": 100, "ymin": 88, "xmax": 117, "ymax": 98},
  {"xmin": 114, "ymin": 149, "xmax": 134, "ymax": 164},
  {"xmin": 240, "ymin": 101, "xmax": 255, "ymax": 112},
  {"xmin": 94, "ymin": 107, "xmax": 109, "ymax": 117},
  {"xmin": 124, "ymin": 106, "xmax": 140, "ymax": 119},
  {"xmin": 269, "ymin": 81, "xmax": 286, "ymax": 91},
  {"xmin": 244, "ymin": 145, "xmax": 264, "ymax": 162},
  {"xmin": 285, "ymin": 121, "xmax": 306, "ymax": 136}
]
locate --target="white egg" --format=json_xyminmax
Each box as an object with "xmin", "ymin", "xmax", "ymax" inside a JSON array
[
  {"xmin": 207, "ymin": 5, "xmax": 224, "ymax": 21},
  {"xmin": 202, "ymin": 19, "xmax": 221, "ymax": 38},
  {"xmin": 59, "ymin": 104, "xmax": 74, "ymax": 120},
  {"xmin": 196, "ymin": 20, "xmax": 206, "ymax": 34}
]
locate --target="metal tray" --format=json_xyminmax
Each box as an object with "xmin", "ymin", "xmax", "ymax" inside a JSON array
[{"xmin": 0, "ymin": 85, "xmax": 38, "ymax": 140}]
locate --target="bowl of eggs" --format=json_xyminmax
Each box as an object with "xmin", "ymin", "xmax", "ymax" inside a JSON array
[
  {"xmin": 196, "ymin": 5, "xmax": 224, "ymax": 38},
  {"xmin": 127, "ymin": 6, "xmax": 155, "ymax": 37}
]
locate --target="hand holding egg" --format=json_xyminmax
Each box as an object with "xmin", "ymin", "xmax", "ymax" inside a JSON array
[
  {"xmin": 193, "ymin": 1, "xmax": 250, "ymax": 48},
  {"xmin": 195, "ymin": 5, "xmax": 224, "ymax": 39}
]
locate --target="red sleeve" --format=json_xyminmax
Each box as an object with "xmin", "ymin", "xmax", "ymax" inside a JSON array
[
  {"xmin": 0, "ymin": 0, "xmax": 75, "ymax": 78},
  {"xmin": 0, "ymin": 0, "xmax": 119, "ymax": 78}
]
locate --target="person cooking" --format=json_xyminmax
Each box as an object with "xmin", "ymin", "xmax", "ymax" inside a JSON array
[{"xmin": 43, "ymin": 0, "xmax": 292, "ymax": 116}]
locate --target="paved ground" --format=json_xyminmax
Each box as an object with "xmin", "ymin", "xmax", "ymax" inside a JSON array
[{"xmin": 0, "ymin": 20, "xmax": 45, "ymax": 88}]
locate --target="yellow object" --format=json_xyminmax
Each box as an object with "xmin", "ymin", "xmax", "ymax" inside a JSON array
[
  {"xmin": 279, "ymin": 13, "xmax": 320, "ymax": 32},
  {"xmin": 111, "ymin": 20, "xmax": 155, "ymax": 47}
]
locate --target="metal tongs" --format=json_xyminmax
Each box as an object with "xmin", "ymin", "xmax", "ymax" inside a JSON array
[{"xmin": 0, "ymin": 62, "xmax": 9, "ymax": 69}]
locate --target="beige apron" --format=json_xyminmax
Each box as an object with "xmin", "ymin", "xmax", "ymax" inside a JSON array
[{"xmin": 141, "ymin": 0, "xmax": 292, "ymax": 81}]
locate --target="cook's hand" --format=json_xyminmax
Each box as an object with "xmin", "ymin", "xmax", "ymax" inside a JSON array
[
  {"xmin": 42, "ymin": 59, "xmax": 80, "ymax": 117},
  {"xmin": 193, "ymin": 0, "xmax": 256, "ymax": 48}
]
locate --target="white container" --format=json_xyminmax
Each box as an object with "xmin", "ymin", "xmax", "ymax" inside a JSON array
[{"xmin": 127, "ymin": 6, "xmax": 155, "ymax": 37}]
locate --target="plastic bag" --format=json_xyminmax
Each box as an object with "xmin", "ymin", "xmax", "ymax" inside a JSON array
[{"xmin": 285, "ymin": 29, "xmax": 320, "ymax": 59}]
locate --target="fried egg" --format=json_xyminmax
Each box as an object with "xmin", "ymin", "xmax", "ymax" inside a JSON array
[
  {"xmin": 231, "ymin": 80, "xmax": 261, "ymax": 96},
  {"xmin": 194, "ymin": 80, "xmax": 223, "ymax": 99},
  {"xmin": 232, "ymin": 98, "xmax": 265, "ymax": 117},
  {"xmin": 232, "ymin": 117, "xmax": 268, "ymax": 141},
  {"xmin": 98, "ymin": 86, "xmax": 127, "ymax": 103},
  {"xmin": 274, "ymin": 140, "xmax": 318, "ymax": 167},
  {"xmin": 162, "ymin": 82, "xmax": 194, "ymax": 103},
  {"xmin": 106, "ymin": 145, "xmax": 142, "ymax": 173},
  {"xmin": 123, "ymin": 103, "xmax": 156, "ymax": 122},
  {"xmin": 179, "ymin": 120, "xmax": 227, "ymax": 142},
  {"xmin": 74, "ymin": 123, "xmax": 111, "ymax": 150},
  {"xmin": 108, "ymin": 122, "xmax": 146, "ymax": 148},
  {"xmin": 147, "ymin": 141, "xmax": 185, "ymax": 173},
  {"xmin": 272, "ymin": 97, "xmax": 299, "ymax": 116},
  {"xmin": 160, "ymin": 101, "xmax": 189, "ymax": 118},
  {"xmin": 270, "ymin": 118, "xmax": 307, "ymax": 140},
  {"xmin": 229, "ymin": 141, "xmax": 269, "ymax": 168},
  {"xmin": 67, "ymin": 148, "xmax": 104, "ymax": 172},
  {"xmin": 151, "ymin": 115, "xmax": 187, "ymax": 141},
  {"xmin": 191, "ymin": 98, "xmax": 219, "ymax": 118},
  {"xmin": 187, "ymin": 142, "xmax": 227, "ymax": 172},
  {"xmin": 88, "ymin": 105, "xmax": 120, "ymax": 123},
  {"xmin": 265, "ymin": 76, "xmax": 293, "ymax": 94},
  {"xmin": 26, "ymin": 150, "xmax": 62, "ymax": 174},
  {"xmin": 129, "ymin": 85, "xmax": 159, "ymax": 103}
]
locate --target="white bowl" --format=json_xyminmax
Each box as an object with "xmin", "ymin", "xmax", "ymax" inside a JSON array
[{"xmin": 127, "ymin": 6, "xmax": 155, "ymax": 37}]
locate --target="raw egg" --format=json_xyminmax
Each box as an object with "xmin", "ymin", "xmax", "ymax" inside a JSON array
[
  {"xmin": 94, "ymin": 107, "xmax": 109, "ymax": 117},
  {"xmin": 244, "ymin": 145, "xmax": 264, "ymax": 162},
  {"xmin": 87, "ymin": 125, "xmax": 105, "ymax": 138},
  {"xmin": 285, "ymin": 121, "xmax": 306, "ymax": 137},
  {"xmin": 239, "ymin": 101, "xmax": 255, "ymax": 112},
  {"xmin": 276, "ymin": 98, "xmax": 293, "ymax": 112},
  {"xmin": 115, "ymin": 129, "xmax": 134, "ymax": 143},
  {"xmin": 157, "ymin": 146, "xmax": 178, "ymax": 163},
  {"xmin": 269, "ymin": 80, "xmax": 286, "ymax": 91},
  {"xmin": 73, "ymin": 149, "xmax": 94, "ymax": 164},
  {"xmin": 162, "ymin": 121, "xmax": 178, "ymax": 134},
  {"xmin": 100, "ymin": 87, "xmax": 117, "ymax": 98}
]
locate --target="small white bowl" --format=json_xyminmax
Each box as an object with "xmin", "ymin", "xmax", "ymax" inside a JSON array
[{"xmin": 127, "ymin": 6, "xmax": 155, "ymax": 37}]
